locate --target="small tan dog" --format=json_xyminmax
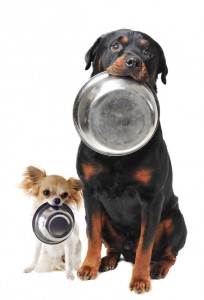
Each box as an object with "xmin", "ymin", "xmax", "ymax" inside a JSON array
[{"xmin": 21, "ymin": 166, "xmax": 83, "ymax": 280}]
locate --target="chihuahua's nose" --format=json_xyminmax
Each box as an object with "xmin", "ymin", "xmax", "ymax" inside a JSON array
[
  {"xmin": 54, "ymin": 198, "xmax": 61, "ymax": 205},
  {"xmin": 126, "ymin": 56, "xmax": 141, "ymax": 69}
]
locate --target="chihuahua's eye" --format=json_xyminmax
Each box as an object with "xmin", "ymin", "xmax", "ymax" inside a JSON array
[
  {"xmin": 43, "ymin": 189, "xmax": 50, "ymax": 197},
  {"xmin": 111, "ymin": 42, "xmax": 122, "ymax": 52},
  {"xmin": 61, "ymin": 192, "xmax": 68, "ymax": 199}
]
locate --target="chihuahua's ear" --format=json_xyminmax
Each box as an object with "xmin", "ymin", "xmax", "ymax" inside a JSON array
[
  {"xmin": 68, "ymin": 178, "xmax": 83, "ymax": 191},
  {"xmin": 68, "ymin": 178, "xmax": 83, "ymax": 207},
  {"xmin": 20, "ymin": 166, "xmax": 46, "ymax": 195}
]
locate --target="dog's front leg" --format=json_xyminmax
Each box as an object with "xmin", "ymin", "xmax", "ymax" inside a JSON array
[
  {"xmin": 77, "ymin": 203, "xmax": 102, "ymax": 280},
  {"xmin": 24, "ymin": 239, "xmax": 42, "ymax": 273},
  {"xmin": 63, "ymin": 240, "xmax": 76, "ymax": 280},
  {"xmin": 129, "ymin": 192, "xmax": 163, "ymax": 294}
]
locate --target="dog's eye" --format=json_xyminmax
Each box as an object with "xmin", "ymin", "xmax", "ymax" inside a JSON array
[
  {"xmin": 143, "ymin": 48, "xmax": 152, "ymax": 57},
  {"xmin": 43, "ymin": 189, "xmax": 50, "ymax": 197},
  {"xmin": 111, "ymin": 42, "xmax": 122, "ymax": 52},
  {"xmin": 61, "ymin": 192, "xmax": 68, "ymax": 199}
]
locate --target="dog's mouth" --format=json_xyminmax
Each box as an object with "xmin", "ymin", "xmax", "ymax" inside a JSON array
[{"xmin": 106, "ymin": 54, "xmax": 149, "ymax": 83}]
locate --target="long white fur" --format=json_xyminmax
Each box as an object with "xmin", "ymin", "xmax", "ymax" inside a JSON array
[{"xmin": 24, "ymin": 204, "xmax": 82, "ymax": 280}]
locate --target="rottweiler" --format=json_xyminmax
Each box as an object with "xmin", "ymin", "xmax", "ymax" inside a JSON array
[{"xmin": 76, "ymin": 29, "xmax": 187, "ymax": 293}]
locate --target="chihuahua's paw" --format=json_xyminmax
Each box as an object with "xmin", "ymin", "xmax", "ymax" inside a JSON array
[
  {"xmin": 52, "ymin": 258, "xmax": 65, "ymax": 271},
  {"xmin": 66, "ymin": 271, "xmax": 75, "ymax": 280},
  {"xmin": 77, "ymin": 265, "xmax": 98, "ymax": 280},
  {"xmin": 129, "ymin": 277, "xmax": 151, "ymax": 294},
  {"xmin": 23, "ymin": 266, "xmax": 34, "ymax": 273}
]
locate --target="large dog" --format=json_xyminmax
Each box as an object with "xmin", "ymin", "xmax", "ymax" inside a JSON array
[{"xmin": 76, "ymin": 29, "xmax": 187, "ymax": 293}]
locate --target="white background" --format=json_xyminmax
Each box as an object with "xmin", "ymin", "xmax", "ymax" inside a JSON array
[{"xmin": 1, "ymin": 0, "xmax": 204, "ymax": 299}]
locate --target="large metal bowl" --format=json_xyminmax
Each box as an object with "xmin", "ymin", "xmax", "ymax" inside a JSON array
[{"xmin": 73, "ymin": 72, "xmax": 159, "ymax": 156}]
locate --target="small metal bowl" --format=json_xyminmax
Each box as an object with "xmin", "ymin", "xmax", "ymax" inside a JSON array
[
  {"xmin": 73, "ymin": 72, "xmax": 159, "ymax": 156},
  {"xmin": 32, "ymin": 203, "xmax": 75, "ymax": 245}
]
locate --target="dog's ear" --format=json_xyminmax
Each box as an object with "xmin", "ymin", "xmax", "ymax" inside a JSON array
[
  {"xmin": 68, "ymin": 178, "xmax": 83, "ymax": 192},
  {"xmin": 85, "ymin": 36, "xmax": 103, "ymax": 70},
  {"xmin": 20, "ymin": 166, "xmax": 46, "ymax": 195},
  {"xmin": 157, "ymin": 43, "xmax": 168, "ymax": 84},
  {"xmin": 68, "ymin": 178, "xmax": 83, "ymax": 207}
]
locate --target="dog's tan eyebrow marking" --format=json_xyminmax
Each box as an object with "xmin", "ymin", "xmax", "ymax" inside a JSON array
[
  {"xmin": 120, "ymin": 36, "xmax": 129, "ymax": 44},
  {"xmin": 139, "ymin": 39, "xmax": 149, "ymax": 47}
]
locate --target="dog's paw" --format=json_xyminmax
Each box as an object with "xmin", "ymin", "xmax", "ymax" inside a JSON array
[
  {"xmin": 52, "ymin": 259, "xmax": 65, "ymax": 271},
  {"xmin": 55, "ymin": 263, "xmax": 65, "ymax": 271},
  {"xmin": 23, "ymin": 266, "xmax": 34, "ymax": 273},
  {"xmin": 129, "ymin": 277, "xmax": 151, "ymax": 294},
  {"xmin": 66, "ymin": 271, "xmax": 75, "ymax": 280},
  {"xmin": 77, "ymin": 265, "xmax": 98, "ymax": 280},
  {"xmin": 150, "ymin": 261, "xmax": 172, "ymax": 279},
  {"xmin": 99, "ymin": 255, "xmax": 119, "ymax": 272}
]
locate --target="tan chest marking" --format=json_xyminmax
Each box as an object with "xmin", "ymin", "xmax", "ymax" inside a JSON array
[
  {"xmin": 134, "ymin": 168, "xmax": 153, "ymax": 185},
  {"xmin": 82, "ymin": 163, "xmax": 107, "ymax": 181}
]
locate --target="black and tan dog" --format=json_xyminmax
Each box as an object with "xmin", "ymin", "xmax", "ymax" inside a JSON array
[{"xmin": 76, "ymin": 29, "xmax": 187, "ymax": 293}]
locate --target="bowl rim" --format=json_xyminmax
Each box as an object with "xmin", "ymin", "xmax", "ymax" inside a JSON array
[{"xmin": 32, "ymin": 203, "xmax": 75, "ymax": 245}]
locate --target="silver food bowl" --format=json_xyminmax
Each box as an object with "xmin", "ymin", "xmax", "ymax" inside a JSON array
[
  {"xmin": 32, "ymin": 202, "xmax": 75, "ymax": 245},
  {"xmin": 73, "ymin": 72, "xmax": 159, "ymax": 156}
]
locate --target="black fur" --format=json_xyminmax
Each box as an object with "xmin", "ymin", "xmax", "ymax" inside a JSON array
[{"xmin": 77, "ymin": 29, "xmax": 187, "ymax": 292}]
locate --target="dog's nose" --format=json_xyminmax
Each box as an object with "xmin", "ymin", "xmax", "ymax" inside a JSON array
[
  {"xmin": 126, "ymin": 56, "xmax": 141, "ymax": 69},
  {"xmin": 54, "ymin": 198, "xmax": 61, "ymax": 205}
]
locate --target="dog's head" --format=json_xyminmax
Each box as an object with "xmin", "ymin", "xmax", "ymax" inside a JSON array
[
  {"xmin": 20, "ymin": 166, "xmax": 83, "ymax": 210},
  {"xmin": 85, "ymin": 29, "xmax": 168, "ymax": 91}
]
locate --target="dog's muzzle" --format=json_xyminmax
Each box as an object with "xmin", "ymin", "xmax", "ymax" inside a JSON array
[
  {"xmin": 106, "ymin": 54, "xmax": 149, "ymax": 82},
  {"xmin": 125, "ymin": 55, "xmax": 142, "ymax": 70},
  {"xmin": 32, "ymin": 202, "xmax": 75, "ymax": 244}
]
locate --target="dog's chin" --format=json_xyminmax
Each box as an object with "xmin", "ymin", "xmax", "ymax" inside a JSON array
[
  {"xmin": 106, "ymin": 68, "xmax": 149, "ymax": 84},
  {"xmin": 128, "ymin": 73, "xmax": 149, "ymax": 83}
]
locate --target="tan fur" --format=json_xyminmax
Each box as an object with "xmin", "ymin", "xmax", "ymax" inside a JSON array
[
  {"xmin": 20, "ymin": 166, "xmax": 83, "ymax": 279},
  {"xmin": 20, "ymin": 166, "xmax": 83, "ymax": 208},
  {"xmin": 20, "ymin": 166, "xmax": 46, "ymax": 196}
]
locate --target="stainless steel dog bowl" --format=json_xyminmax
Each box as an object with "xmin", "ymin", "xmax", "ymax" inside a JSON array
[
  {"xmin": 73, "ymin": 72, "xmax": 159, "ymax": 156},
  {"xmin": 32, "ymin": 203, "xmax": 75, "ymax": 245}
]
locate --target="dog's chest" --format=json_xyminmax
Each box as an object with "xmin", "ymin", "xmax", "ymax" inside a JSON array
[
  {"xmin": 43, "ymin": 243, "xmax": 65, "ymax": 258},
  {"xmin": 96, "ymin": 173, "xmax": 141, "ymax": 226}
]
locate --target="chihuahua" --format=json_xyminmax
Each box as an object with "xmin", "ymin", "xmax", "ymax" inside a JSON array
[{"xmin": 21, "ymin": 166, "xmax": 83, "ymax": 280}]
